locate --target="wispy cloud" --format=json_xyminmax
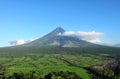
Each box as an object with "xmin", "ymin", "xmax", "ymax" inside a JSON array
[
  {"xmin": 9, "ymin": 39, "xmax": 34, "ymax": 46},
  {"xmin": 59, "ymin": 31, "xmax": 104, "ymax": 44}
]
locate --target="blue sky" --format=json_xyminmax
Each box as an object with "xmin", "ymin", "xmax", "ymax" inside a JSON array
[{"xmin": 0, "ymin": 0, "xmax": 120, "ymax": 47}]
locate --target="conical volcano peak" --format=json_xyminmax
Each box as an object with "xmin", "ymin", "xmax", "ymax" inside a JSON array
[
  {"xmin": 48, "ymin": 27, "xmax": 65, "ymax": 35},
  {"xmin": 53, "ymin": 27, "xmax": 65, "ymax": 34},
  {"xmin": 42, "ymin": 27, "xmax": 65, "ymax": 38},
  {"xmin": 14, "ymin": 27, "xmax": 113, "ymax": 49}
]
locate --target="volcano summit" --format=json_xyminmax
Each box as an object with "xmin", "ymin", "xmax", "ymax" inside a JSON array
[{"xmin": 20, "ymin": 27, "xmax": 100, "ymax": 48}]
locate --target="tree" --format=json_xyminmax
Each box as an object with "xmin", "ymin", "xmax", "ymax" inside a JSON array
[{"xmin": 44, "ymin": 71, "xmax": 81, "ymax": 79}]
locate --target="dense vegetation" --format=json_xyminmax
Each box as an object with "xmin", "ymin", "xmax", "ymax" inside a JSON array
[
  {"xmin": 0, "ymin": 50, "xmax": 119, "ymax": 79},
  {"xmin": 0, "ymin": 71, "xmax": 81, "ymax": 79},
  {"xmin": 0, "ymin": 42, "xmax": 120, "ymax": 79}
]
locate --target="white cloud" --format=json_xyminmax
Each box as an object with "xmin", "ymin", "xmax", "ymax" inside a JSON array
[
  {"xmin": 99, "ymin": 42, "xmax": 114, "ymax": 46},
  {"xmin": 9, "ymin": 39, "xmax": 33, "ymax": 46},
  {"xmin": 60, "ymin": 31, "xmax": 104, "ymax": 44}
]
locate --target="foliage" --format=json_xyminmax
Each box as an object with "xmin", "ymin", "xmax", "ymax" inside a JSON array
[
  {"xmin": 44, "ymin": 71, "xmax": 81, "ymax": 79},
  {"xmin": 0, "ymin": 51, "xmax": 119, "ymax": 79}
]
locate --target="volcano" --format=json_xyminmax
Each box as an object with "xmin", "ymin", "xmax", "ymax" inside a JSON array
[
  {"xmin": 20, "ymin": 27, "xmax": 99, "ymax": 48},
  {"xmin": 0, "ymin": 27, "xmax": 120, "ymax": 55}
]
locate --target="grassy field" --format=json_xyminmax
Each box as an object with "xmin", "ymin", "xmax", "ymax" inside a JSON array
[{"xmin": 0, "ymin": 53, "xmax": 113, "ymax": 79}]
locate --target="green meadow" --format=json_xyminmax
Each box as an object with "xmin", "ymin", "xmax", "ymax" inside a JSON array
[{"xmin": 0, "ymin": 53, "xmax": 113, "ymax": 79}]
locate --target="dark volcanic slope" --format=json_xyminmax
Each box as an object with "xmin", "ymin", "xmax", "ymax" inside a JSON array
[
  {"xmin": 19, "ymin": 27, "xmax": 100, "ymax": 48},
  {"xmin": 0, "ymin": 27, "xmax": 120, "ymax": 55}
]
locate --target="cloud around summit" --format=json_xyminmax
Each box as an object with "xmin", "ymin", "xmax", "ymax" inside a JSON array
[
  {"xmin": 59, "ymin": 31, "xmax": 104, "ymax": 44},
  {"xmin": 9, "ymin": 31, "xmax": 104, "ymax": 46}
]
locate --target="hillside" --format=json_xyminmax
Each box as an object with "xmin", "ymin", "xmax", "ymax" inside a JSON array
[
  {"xmin": 0, "ymin": 27, "xmax": 120, "ymax": 56},
  {"xmin": 0, "ymin": 27, "xmax": 120, "ymax": 79}
]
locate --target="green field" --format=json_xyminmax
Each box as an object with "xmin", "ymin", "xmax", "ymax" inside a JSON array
[{"xmin": 0, "ymin": 52, "xmax": 115, "ymax": 79}]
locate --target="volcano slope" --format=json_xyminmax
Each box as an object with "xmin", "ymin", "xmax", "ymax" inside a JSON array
[{"xmin": 0, "ymin": 27, "xmax": 120, "ymax": 79}]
